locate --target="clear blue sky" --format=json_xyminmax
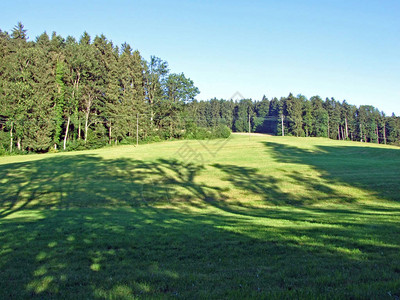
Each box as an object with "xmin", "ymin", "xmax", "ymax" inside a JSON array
[{"xmin": 2, "ymin": 0, "xmax": 399, "ymax": 115}]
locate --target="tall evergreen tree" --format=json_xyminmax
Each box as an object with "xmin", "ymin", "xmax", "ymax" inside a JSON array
[
  {"xmin": 11, "ymin": 22, "xmax": 28, "ymax": 41},
  {"xmin": 286, "ymin": 93, "xmax": 304, "ymax": 137},
  {"xmin": 253, "ymin": 96, "xmax": 270, "ymax": 133},
  {"xmin": 311, "ymin": 96, "xmax": 328, "ymax": 137},
  {"xmin": 303, "ymin": 100, "xmax": 313, "ymax": 137}
]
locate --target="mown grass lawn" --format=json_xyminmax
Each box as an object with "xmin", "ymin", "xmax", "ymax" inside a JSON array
[{"xmin": 1, "ymin": 134, "xmax": 400, "ymax": 299}]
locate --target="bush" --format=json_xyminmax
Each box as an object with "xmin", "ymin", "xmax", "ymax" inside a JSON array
[
  {"xmin": 85, "ymin": 125, "xmax": 108, "ymax": 149},
  {"xmin": 120, "ymin": 136, "xmax": 136, "ymax": 145},
  {"xmin": 194, "ymin": 127, "xmax": 211, "ymax": 140},
  {"xmin": 184, "ymin": 124, "xmax": 230, "ymax": 140},
  {"xmin": 212, "ymin": 124, "xmax": 231, "ymax": 139},
  {"xmin": 66, "ymin": 140, "xmax": 88, "ymax": 151},
  {"xmin": 0, "ymin": 145, "xmax": 8, "ymax": 156},
  {"xmin": 140, "ymin": 135, "xmax": 162, "ymax": 144},
  {"xmin": 48, "ymin": 147, "xmax": 59, "ymax": 154},
  {"xmin": 0, "ymin": 131, "xmax": 10, "ymax": 151}
]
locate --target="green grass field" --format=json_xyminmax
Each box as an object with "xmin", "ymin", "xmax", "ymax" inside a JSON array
[{"xmin": 1, "ymin": 134, "xmax": 399, "ymax": 299}]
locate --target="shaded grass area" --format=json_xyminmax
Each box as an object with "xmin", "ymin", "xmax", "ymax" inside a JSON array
[
  {"xmin": 0, "ymin": 136, "xmax": 400, "ymax": 299},
  {"xmin": 263, "ymin": 141, "xmax": 400, "ymax": 203},
  {"xmin": 1, "ymin": 207, "xmax": 399, "ymax": 299}
]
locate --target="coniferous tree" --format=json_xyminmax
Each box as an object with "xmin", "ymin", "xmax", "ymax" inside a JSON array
[
  {"xmin": 311, "ymin": 96, "xmax": 328, "ymax": 137},
  {"xmin": 286, "ymin": 93, "xmax": 304, "ymax": 137},
  {"xmin": 268, "ymin": 97, "xmax": 280, "ymax": 134},
  {"xmin": 276, "ymin": 97, "xmax": 287, "ymax": 136},
  {"xmin": 303, "ymin": 100, "xmax": 313, "ymax": 137},
  {"xmin": 234, "ymin": 99, "xmax": 253, "ymax": 132},
  {"xmin": 220, "ymin": 99, "xmax": 235, "ymax": 129},
  {"xmin": 11, "ymin": 22, "xmax": 28, "ymax": 41},
  {"xmin": 253, "ymin": 96, "xmax": 270, "ymax": 133}
]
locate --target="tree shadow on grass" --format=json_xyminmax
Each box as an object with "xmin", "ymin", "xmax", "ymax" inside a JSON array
[
  {"xmin": 207, "ymin": 141, "xmax": 400, "ymax": 231},
  {"xmin": 212, "ymin": 141, "xmax": 400, "ymax": 211},
  {"xmin": 263, "ymin": 141, "xmax": 400, "ymax": 203},
  {"xmin": 1, "ymin": 206, "xmax": 400, "ymax": 299},
  {"xmin": 0, "ymin": 149, "xmax": 400, "ymax": 298},
  {"xmin": 0, "ymin": 155, "xmax": 222, "ymax": 218},
  {"xmin": 211, "ymin": 163, "xmax": 343, "ymax": 207}
]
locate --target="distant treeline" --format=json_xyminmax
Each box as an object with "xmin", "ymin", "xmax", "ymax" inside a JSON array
[
  {"xmin": 190, "ymin": 95, "xmax": 400, "ymax": 145},
  {"xmin": 1, "ymin": 23, "xmax": 399, "ymax": 154}
]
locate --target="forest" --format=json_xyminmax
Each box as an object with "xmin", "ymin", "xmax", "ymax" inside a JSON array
[{"xmin": 1, "ymin": 23, "xmax": 400, "ymax": 154}]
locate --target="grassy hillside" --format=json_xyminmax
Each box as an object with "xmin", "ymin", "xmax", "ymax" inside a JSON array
[{"xmin": 1, "ymin": 134, "xmax": 399, "ymax": 299}]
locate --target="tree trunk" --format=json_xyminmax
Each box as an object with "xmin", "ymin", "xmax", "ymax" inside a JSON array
[
  {"xmin": 17, "ymin": 137, "xmax": 21, "ymax": 150},
  {"xmin": 10, "ymin": 121, "xmax": 13, "ymax": 152},
  {"xmin": 345, "ymin": 117, "xmax": 349, "ymax": 139},
  {"xmin": 383, "ymin": 123, "xmax": 387, "ymax": 144},
  {"xmin": 327, "ymin": 115, "xmax": 330, "ymax": 138},
  {"xmin": 341, "ymin": 126, "xmax": 345, "ymax": 141},
  {"xmin": 72, "ymin": 72, "xmax": 80, "ymax": 141},
  {"xmin": 136, "ymin": 113, "xmax": 139, "ymax": 146},
  {"xmin": 281, "ymin": 115, "xmax": 284, "ymax": 137},
  {"xmin": 109, "ymin": 122, "xmax": 112, "ymax": 145},
  {"xmin": 63, "ymin": 115, "xmax": 70, "ymax": 150},
  {"xmin": 248, "ymin": 113, "xmax": 251, "ymax": 135},
  {"xmin": 376, "ymin": 125, "xmax": 379, "ymax": 144},
  {"xmin": 337, "ymin": 125, "xmax": 340, "ymax": 140},
  {"xmin": 84, "ymin": 94, "xmax": 94, "ymax": 143},
  {"xmin": 84, "ymin": 112, "xmax": 89, "ymax": 143}
]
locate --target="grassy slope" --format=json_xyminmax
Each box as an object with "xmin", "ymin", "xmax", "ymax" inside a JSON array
[{"xmin": 0, "ymin": 135, "xmax": 399, "ymax": 299}]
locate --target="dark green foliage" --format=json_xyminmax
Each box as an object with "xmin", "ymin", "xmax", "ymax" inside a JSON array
[
  {"xmin": 213, "ymin": 124, "xmax": 231, "ymax": 138},
  {"xmin": 65, "ymin": 139, "xmax": 87, "ymax": 151},
  {"xmin": 253, "ymin": 96, "xmax": 270, "ymax": 132},
  {"xmin": 183, "ymin": 123, "xmax": 231, "ymax": 140},
  {"xmin": 286, "ymin": 93, "xmax": 304, "ymax": 137},
  {"xmin": 54, "ymin": 60, "xmax": 65, "ymax": 146},
  {"xmin": 0, "ymin": 131, "xmax": 9, "ymax": 152},
  {"xmin": 164, "ymin": 73, "xmax": 199, "ymax": 103},
  {"xmin": 234, "ymin": 99, "xmax": 254, "ymax": 132},
  {"xmin": 311, "ymin": 96, "xmax": 328, "ymax": 137},
  {"xmin": 189, "ymin": 94, "xmax": 399, "ymax": 146},
  {"xmin": 11, "ymin": 22, "xmax": 27, "ymax": 40},
  {"xmin": 303, "ymin": 100, "xmax": 313, "ymax": 137},
  {"xmin": 0, "ymin": 23, "xmax": 204, "ymax": 152}
]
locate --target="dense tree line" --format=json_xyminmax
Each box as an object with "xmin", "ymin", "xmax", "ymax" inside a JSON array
[
  {"xmin": 190, "ymin": 95, "xmax": 400, "ymax": 145},
  {"xmin": 1, "ymin": 23, "xmax": 399, "ymax": 154},
  {"xmin": 0, "ymin": 23, "xmax": 226, "ymax": 153}
]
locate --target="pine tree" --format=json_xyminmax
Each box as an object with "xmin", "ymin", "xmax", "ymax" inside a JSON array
[
  {"xmin": 311, "ymin": 96, "xmax": 328, "ymax": 137},
  {"xmin": 11, "ymin": 22, "xmax": 28, "ymax": 41},
  {"xmin": 234, "ymin": 99, "xmax": 253, "ymax": 132},
  {"xmin": 253, "ymin": 96, "xmax": 269, "ymax": 133},
  {"xmin": 53, "ymin": 59, "xmax": 66, "ymax": 148},
  {"xmin": 220, "ymin": 99, "xmax": 235, "ymax": 130},
  {"xmin": 286, "ymin": 93, "xmax": 304, "ymax": 137},
  {"xmin": 303, "ymin": 100, "xmax": 313, "ymax": 137},
  {"xmin": 268, "ymin": 97, "xmax": 280, "ymax": 134}
]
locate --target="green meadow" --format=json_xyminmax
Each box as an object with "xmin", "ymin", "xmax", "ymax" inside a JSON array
[{"xmin": 0, "ymin": 134, "xmax": 399, "ymax": 299}]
